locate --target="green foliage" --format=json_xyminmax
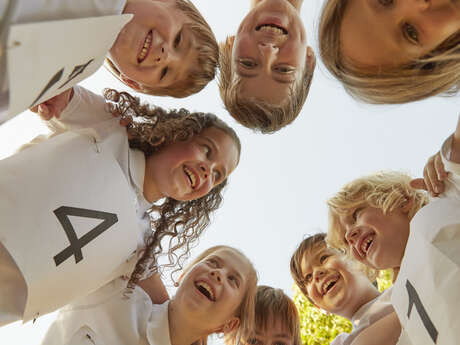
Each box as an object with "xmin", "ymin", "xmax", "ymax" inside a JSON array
[{"xmin": 293, "ymin": 270, "xmax": 393, "ymax": 345}]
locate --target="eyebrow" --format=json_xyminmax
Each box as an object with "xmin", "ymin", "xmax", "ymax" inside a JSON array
[{"xmin": 212, "ymin": 255, "xmax": 243, "ymax": 282}]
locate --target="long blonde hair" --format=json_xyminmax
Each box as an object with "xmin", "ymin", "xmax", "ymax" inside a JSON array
[{"xmin": 319, "ymin": 0, "xmax": 460, "ymax": 104}]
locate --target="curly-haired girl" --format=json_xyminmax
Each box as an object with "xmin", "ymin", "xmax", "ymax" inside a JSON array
[
  {"xmin": 41, "ymin": 245, "xmax": 258, "ymax": 345},
  {"xmin": 0, "ymin": 86, "xmax": 241, "ymax": 326},
  {"xmin": 319, "ymin": 0, "xmax": 460, "ymax": 104}
]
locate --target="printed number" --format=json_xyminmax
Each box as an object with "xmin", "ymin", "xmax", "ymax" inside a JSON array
[
  {"xmin": 53, "ymin": 206, "xmax": 118, "ymax": 266},
  {"xmin": 29, "ymin": 59, "xmax": 94, "ymax": 107},
  {"xmin": 406, "ymin": 280, "xmax": 438, "ymax": 343}
]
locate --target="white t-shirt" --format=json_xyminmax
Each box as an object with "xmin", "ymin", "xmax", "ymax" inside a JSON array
[
  {"xmin": 0, "ymin": 0, "xmax": 126, "ymax": 121},
  {"xmin": 0, "ymin": 86, "xmax": 154, "ymax": 325},
  {"xmin": 331, "ymin": 287, "xmax": 395, "ymax": 345},
  {"xmin": 41, "ymin": 286, "xmax": 172, "ymax": 345}
]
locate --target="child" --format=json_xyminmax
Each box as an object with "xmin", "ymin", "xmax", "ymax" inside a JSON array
[
  {"xmin": 40, "ymin": 245, "xmax": 258, "ymax": 345},
  {"xmin": 0, "ymin": 0, "xmax": 218, "ymax": 121},
  {"xmin": 290, "ymin": 233, "xmax": 403, "ymax": 345},
  {"xmin": 327, "ymin": 116, "xmax": 460, "ymax": 344},
  {"xmin": 0, "ymin": 87, "xmax": 241, "ymax": 326},
  {"xmin": 239, "ymin": 285, "xmax": 301, "ymax": 345},
  {"xmin": 218, "ymin": 0, "xmax": 316, "ymax": 133},
  {"xmin": 319, "ymin": 0, "xmax": 460, "ymax": 104}
]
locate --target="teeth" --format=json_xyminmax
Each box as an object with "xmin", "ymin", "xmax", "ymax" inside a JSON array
[
  {"xmin": 322, "ymin": 276, "xmax": 338, "ymax": 295},
  {"xmin": 196, "ymin": 281, "xmax": 215, "ymax": 301},
  {"xmin": 138, "ymin": 31, "xmax": 152, "ymax": 62},
  {"xmin": 257, "ymin": 24, "xmax": 287, "ymax": 35},
  {"xmin": 184, "ymin": 166, "xmax": 197, "ymax": 188},
  {"xmin": 361, "ymin": 237, "xmax": 373, "ymax": 255}
]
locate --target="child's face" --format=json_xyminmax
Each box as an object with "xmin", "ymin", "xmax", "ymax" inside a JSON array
[
  {"xmin": 300, "ymin": 245, "xmax": 375, "ymax": 317},
  {"xmin": 232, "ymin": 0, "xmax": 313, "ymax": 105},
  {"xmin": 340, "ymin": 0, "xmax": 460, "ymax": 67},
  {"xmin": 176, "ymin": 248, "xmax": 252, "ymax": 330},
  {"xmin": 245, "ymin": 318, "xmax": 294, "ymax": 345},
  {"xmin": 109, "ymin": 0, "xmax": 198, "ymax": 91},
  {"xmin": 144, "ymin": 127, "xmax": 239, "ymax": 202},
  {"xmin": 339, "ymin": 206, "xmax": 410, "ymax": 270}
]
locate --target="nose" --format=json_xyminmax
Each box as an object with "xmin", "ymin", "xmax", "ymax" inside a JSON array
[
  {"xmin": 345, "ymin": 227, "xmax": 360, "ymax": 246},
  {"xmin": 198, "ymin": 162, "xmax": 211, "ymax": 180},
  {"xmin": 258, "ymin": 42, "xmax": 278, "ymax": 65},
  {"xmin": 210, "ymin": 270, "xmax": 222, "ymax": 283},
  {"xmin": 313, "ymin": 267, "xmax": 326, "ymax": 282},
  {"xmin": 153, "ymin": 44, "xmax": 179, "ymax": 65}
]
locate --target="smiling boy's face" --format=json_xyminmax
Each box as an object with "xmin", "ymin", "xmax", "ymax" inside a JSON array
[
  {"xmin": 300, "ymin": 244, "xmax": 377, "ymax": 318},
  {"xmin": 109, "ymin": 0, "xmax": 198, "ymax": 91}
]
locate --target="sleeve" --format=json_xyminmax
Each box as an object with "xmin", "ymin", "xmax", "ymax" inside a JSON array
[
  {"xmin": 45, "ymin": 86, "xmax": 118, "ymax": 140},
  {"xmin": 330, "ymin": 333, "xmax": 348, "ymax": 345}
]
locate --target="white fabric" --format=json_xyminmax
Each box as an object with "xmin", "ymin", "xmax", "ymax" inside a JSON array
[
  {"xmin": 0, "ymin": 86, "xmax": 154, "ymax": 325},
  {"xmin": 391, "ymin": 133, "xmax": 460, "ymax": 345},
  {"xmin": 331, "ymin": 287, "xmax": 395, "ymax": 345},
  {"xmin": 0, "ymin": 0, "xmax": 126, "ymax": 122},
  {"xmin": 41, "ymin": 287, "xmax": 171, "ymax": 345}
]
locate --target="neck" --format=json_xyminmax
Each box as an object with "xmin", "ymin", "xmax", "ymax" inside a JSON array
[
  {"xmin": 168, "ymin": 299, "xmax": 208, "ymax": 345},
  {"xmin": 343, "ymin": 287, "xmax": 380, "ymax": 320},
  {"xmin": 251, "ymin": 0, "xmax": 303, "ymax": 11},
  {"xmin": 143, "ymin": 159, "xmax": 162, "ymax": 203}
]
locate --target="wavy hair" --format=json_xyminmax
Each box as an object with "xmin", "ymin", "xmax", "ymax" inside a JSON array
[
  {"xmin": 319, "ymin": 0, "xmax": 460, "ymax": 104},
  {"xmin": 103, "ymin": 89, "xmax": 241, "ymax": 290}
]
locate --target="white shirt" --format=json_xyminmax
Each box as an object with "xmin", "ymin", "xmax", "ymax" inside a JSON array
[{"xmin": 41, "ymin": 286, "xmax": 172, "ymax": 345}]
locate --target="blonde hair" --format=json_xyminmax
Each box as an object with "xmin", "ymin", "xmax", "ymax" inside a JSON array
[
  {"xmin": 182, "ymin": 245, "xmax": 258, "ymax": 345},
  {"xmin": 251, "ymin": 286, "xmax": 301, "ymax": 345},
  {"xmin": 105, "ymin": 0, "xmax": 218, "ymax": 98},
  {"xmin": 290, "ymin": 233, "xmax": 376, "ymax": 300},
  {"xmin": 319, "ymin": 0, "xmax": 460, "ymax": 104},
  {"xmin": 218, "ymin": 36, "xmax": 315, "ymax": 134},
  {"xmin": 326, "ymin": 171, "xmax": 428, "ymax": 254}
]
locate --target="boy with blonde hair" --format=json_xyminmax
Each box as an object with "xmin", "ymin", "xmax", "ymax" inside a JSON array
[
  {"xmin": 218, "ymin": 0, "xmax": 315, "ymax": 134},
  {"xmin": 290, "ymin": 233, "xmax": 404, "ymax": 345}
]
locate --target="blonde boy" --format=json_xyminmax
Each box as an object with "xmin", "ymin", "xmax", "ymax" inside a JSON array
[
  {"xmin": 290, "ymin": 233, "xmax": 404, "ymax": 345},
  {"xmin": 218, "ymin": 0, "xmax": 315, "ymax": 134}
]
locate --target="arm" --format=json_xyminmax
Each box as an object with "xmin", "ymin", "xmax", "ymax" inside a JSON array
[
  {"xmin": 350, "ymin": 312, "xmax": 402, "ymax": 345},
  {"xmin": 138, "ymin": 273, "xmax": 170, "ymax": 305}
]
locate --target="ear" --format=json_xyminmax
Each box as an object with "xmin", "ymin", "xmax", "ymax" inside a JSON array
[
  {"xmin": 305, "ymin": 46, "xmax": 316, "ymax": 73},
  {"xmin": 214, "ymin": 317, "xmax": 240, "ymax": 335},
  {"xmin": 400, "ymin": 196, "xmax": 414, "ymax": 214},
  {"xmin": 120, "ymin": 74, "xmax": 142, "ymax": 91}
]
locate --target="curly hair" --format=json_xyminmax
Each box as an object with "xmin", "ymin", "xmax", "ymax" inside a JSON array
[
  {"xmin": 319, "ymin": 0, "xmax": 460, "ymax": 104},
  {"xmin": 103, "ymin": 89, "xmax": 241, "ymax": 291},
  {"xmin": 219, "ymin": 36, "xmax": 315, "ymax": 134},
  {"xmin": 105, "ymin": 0, "xmax": 218, "ymax": 98}
]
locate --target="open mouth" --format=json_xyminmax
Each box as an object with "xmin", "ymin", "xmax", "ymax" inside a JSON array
[
  {"xmin": 256, "ymin": 23, "xmax": 288, "ymax": 35},
  {"xmin": 358, "ymin": 234, "xmax": 374, "ymax": 258},
  {"xmin": 195, "ymin": 281, "xmax": 215, "ymax": 301},
  {"xmin": 321, "ymin": 275, "xmax": 340, "ymax": 295},
  {"xmin": 183, "ymin": 166, "xmax": 198, "ymax": 189},
  {"xmin": 137, "ymin": 30, "xmax": 152, "ymax": 63}
]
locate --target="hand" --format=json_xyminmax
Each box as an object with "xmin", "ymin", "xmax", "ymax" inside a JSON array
[
  {"xmin": 410, "ymin": 152, "xmax": 447, "ymax": 197},
  {"xmin": 30, "ymin": 88, "xmax": 74, "ymax": 120}
]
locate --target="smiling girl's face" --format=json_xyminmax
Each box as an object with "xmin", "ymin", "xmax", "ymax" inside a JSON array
[
  {"xmin": 143, "ymin": 126, "xmax": 239, "ymax": 202},
  {"xmin": 340, "ymin": 0, "xmax": 460, "ymax": 67}
]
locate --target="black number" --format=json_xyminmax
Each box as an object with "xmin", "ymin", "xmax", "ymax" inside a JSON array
[
  {"xmin": 406, "ymin": 279, "xmax": 438, "ymax": 343},
  {"xmin": 29, "ymin": 68, "xmax": 64, "ymax": 107},
  {"xmin": 53, "ymin": 206, "xmax": 118, "ymax": 266},
  {"xmin": 58, "ymin": 59, "xmax": 94, "ymax": 89}
]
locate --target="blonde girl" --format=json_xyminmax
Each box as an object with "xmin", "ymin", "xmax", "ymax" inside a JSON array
[
  {"xmin": 0, "ymin": 87, "xmax": 241, "ymax": 326},
  {"xmin": 41, "ymin": 245, "xmax": 258, "ymax": 345},
  {"xmin": 319, "ymin": 0, "xmax": 460, "ymax": 104}
]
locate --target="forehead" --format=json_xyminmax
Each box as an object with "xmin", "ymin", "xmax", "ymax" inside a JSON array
[
  {"xmin": 174, "ymin": 33, "xmax": 200, "ymax": 84},
  {"xmin": 255, "ymin": 317, "xmax": 293, "ymax": 338},
  {"xmin": 299, "ymin": 243, "xmax": 328, "ymax": 273},
  {"xmin": 207, "ymin": 248, "xmax": 251, "ymax": 277},
  {"xmin": 198, "ymin": 127, "xmax": 239, "ymax": 172}
]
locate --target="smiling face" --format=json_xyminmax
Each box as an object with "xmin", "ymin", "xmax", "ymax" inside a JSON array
[
  {"xmin": 143, "ymin": 127, "xmax": 239, "ymax": 202},
  {"xmin": 339, "ymin": 206, "xmax": 411, "ymax": 270},
  {"xmin": 300, "ymin": 244, "xmax": 378, "ymax": 318},
  {"xmin": 340, "ymin": 0, "xmax": 460, "ymax": 67},
  {"xmin": 175, "ymin": 248, "xmax": 252, "ymax": 331},
  {"xmin": 232, "ymin": 0, "xmax": 312, "ymax": 105},
  {"xmin": 109, "ymin": 0, "xmax": 199, "ymax": 91}
]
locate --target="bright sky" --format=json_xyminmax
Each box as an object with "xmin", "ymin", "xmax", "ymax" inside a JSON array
[{"xmin": 1, "ymin": 0, "xmax": 459, "ymax": 344}]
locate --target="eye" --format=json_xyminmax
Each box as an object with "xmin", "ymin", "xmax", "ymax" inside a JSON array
[
  {"xmin": 304, "ymin": 273, "xmax": 312, "ymax": 283},
  {"xmin": 352, "ymin": 208, "xmax": 362, "ymax": 222},
  {"xmin": 203, "ymin": 144, "xmax": 211, "ymax": 157},
  {"xmin": 213, "ymin": 170, "xmax": 222, "ymax": 183},
  {"xmin": 320, "ymin": 254, "xmax": 329, "ymax": 264},
  {"xmin": 403, "ymin": 23, "xmax": 419, "ymax": 44},
  {"xmin": 174, "ymin": 30, "xmax": 182, "ymax": 48},
  {"xmin": 274, "ymin": 65, "xmax": 295, "ymax": 74},
  {"xmin": 207, "ymin": 258, "xmax": 218, "ymax": 267},
  {"xmin": 377, "ymin": 0, "xmax": 393, "ymax": 6},
  {"xmin": 238, "ymin": 58, "xmax": 257, "ymax": 69},
  {"xmin": 229, "ymin": 275, "xmax": 240, "ymax": 288},
  {"xmin": 160, "ymin": 67, "xmax": 168, "ymax": 80}
]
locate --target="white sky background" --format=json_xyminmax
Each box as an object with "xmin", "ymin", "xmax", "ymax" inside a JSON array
[{"xmin": 1, "ymin": 0, "xmax": 459, "ymax": 344}]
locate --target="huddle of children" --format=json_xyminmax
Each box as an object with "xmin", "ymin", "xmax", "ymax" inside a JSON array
[{"xmin": 0, "ymin": 0, "xmax": 459, "ymax": 344}]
